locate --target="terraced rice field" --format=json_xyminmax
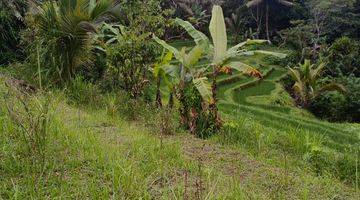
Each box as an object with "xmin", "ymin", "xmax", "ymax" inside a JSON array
[
  {"xmin": 169, "ymin": 40, "xmax": 360, "ymax": 156},
  {"xmin": 217, "ymin": 55, "xmax": 359, "ymax": 156}
]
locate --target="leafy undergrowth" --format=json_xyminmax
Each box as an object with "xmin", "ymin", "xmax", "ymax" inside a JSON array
[{"xmin": 0, "ymin": 76, "xmax": 359, "ymax": 199}]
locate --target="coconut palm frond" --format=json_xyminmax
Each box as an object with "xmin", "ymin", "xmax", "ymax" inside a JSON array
[
  {"xmin": 288, "ymin": 67, "xmax": 301, "ymax": 83},
  {"xmin": 277, "ymin": 0, "xmax": 294, "ymax": 7},
  {"xmin": 315, "ymin": 83, "xmax": 347, "ymax": 97},
  {"xmin": 246, "ymin": 0, "xmax": 263, "ymax": 7}
]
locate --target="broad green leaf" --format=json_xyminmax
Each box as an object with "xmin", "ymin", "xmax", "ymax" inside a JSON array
[
  {"xmin": 184, "ymin": 45, "xmax": 204, "ymax": 68},
  {"xmin": 163, "ymin": 64, "xmax": 178, "ymax": 78},
  {"xmin": 162, "ymin": 51, "xmax": 173, "ymax": 64},
  {"xmin": 153, "ymin": 35, "xmax": 182, "ymax": 63},
  {"xmin": 89, "ymin": 0, "xmax": 96, "ymax": 15},
  {"xmin": 153, "ymin": 64, "xmax": 164, "ymax": 78},
  {"xmin": 252, "ymin": 50, "xmax": 287, "ymax": 58},
  {"xmin": 209, "ymin": 5, "xmax": 227, "ymax": 64},
  {"xmin": 226, "ymin": 61, "xmax": 257, "ymax": 73},
  {"xmin": 237, "ymin": 51, "xmax": 255, "ymax": 56},
  {"xmin": 175, "ymin": 18, "xmax": 210, "ymax": 47},
  {"xmin": 193, "ymin": 77, "xmax": 213, "ymax": 103},
  {"xmin": 227, "ymin": 39, "xmax": 267, "ymax": 56}
]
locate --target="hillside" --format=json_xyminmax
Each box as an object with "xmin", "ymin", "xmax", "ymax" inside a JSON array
[
  {"xmin": 0, "ymin": 74, "xmax": 358, "ymax": 199},
  {"xmin": 1, "ymin": 45, "xmax": 359, "ymax": 198},
  {"xmin": 1, "ymin": 1, "xmax": 360, "ymax": 199}
]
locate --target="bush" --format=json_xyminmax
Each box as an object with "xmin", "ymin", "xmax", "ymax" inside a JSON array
[
  {"xmin": 179, "ymin": 83, "xmax": 219, "ymax": 138},
  {"xmin": 104, "ymin": 32, "xmax": 160, "ymax": 98},
  {"xmin": 310, "ymin": 91, "xmax": 347, "ymax": 122},
  {"xmin": 341, "ymin": 76, "xmax": 360, "ymax": 122},
  {"xmin": 310, "ymin": 76, "xmax": 360, "ymax": 122},
  {"xmin": 323, "ymin": 37, "xmax": 360, "ymax": 77},
  {"xmin": 270, "ymin": 90, "xmax": 294, "ymax": 107}
]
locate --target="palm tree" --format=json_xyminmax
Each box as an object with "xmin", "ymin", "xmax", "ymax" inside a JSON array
[
  {"xmin": 246, "ymin": 0, "xmax": 294, "ymax": 41},
  {"xmin": 225, "ymin": 7, "xmax": 249, "ymax": 43},
  {"xmin": 32, "ymin": 0, "xmax": 117, "ymax": 84},
  {"xmin": 170, "ymin": 0, "xmax": 225, "ymax": 30},
  {"xmin": 288, "ymin": 59, "xmax": 346, "ymax": 107}
]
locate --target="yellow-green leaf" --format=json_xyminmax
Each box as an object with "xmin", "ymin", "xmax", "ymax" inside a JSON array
[
  {"xmin": 209, "ymin": 5, "xmax": 227, "ymax": 64},
  {"xmin": 193, "ymin": 77, "xmax": 213, "ymax": 103}
]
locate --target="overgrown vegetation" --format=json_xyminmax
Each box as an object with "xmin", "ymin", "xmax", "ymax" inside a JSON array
[{"xmin": 1, "ymin": 0, "xmax": 359, "ymax": 198}]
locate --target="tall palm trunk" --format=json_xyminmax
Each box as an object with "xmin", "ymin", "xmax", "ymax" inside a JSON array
[
  {"xmin": 256, "ymin": 5, "xmax": 261, "ymax": 39},
  {"xmin": 265, "ymin": 2, "xmax": 270, "ymax": 42}
]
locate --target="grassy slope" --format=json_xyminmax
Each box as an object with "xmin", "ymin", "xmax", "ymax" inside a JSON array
[
  {"xmin": 0, "ymin": 85, "xmax": 358, "ymax": 199},
  {"xmin": 1, "ymin": 41, "xmax": 360, "ymax": 199}
]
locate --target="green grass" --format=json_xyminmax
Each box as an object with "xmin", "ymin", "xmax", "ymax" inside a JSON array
[
  {"xmin": 1, "ymin": 43, "xmax": 360, "ymax": 198},
  {"xmin": 0, "ymin": 86, "xmax": 358, "ymax": 199}
]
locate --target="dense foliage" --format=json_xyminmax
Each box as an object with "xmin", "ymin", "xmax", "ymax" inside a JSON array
[
  {"xmin": 0, "ymin": 0, "xmax": 27, "ymax": 64},
  {"xmin": 1, "ymin": 0, "xmax": 360, "ymax": 197},
  {"xmin": 105, "ymin": 31, "xmax": 160, "ymax": 97}
]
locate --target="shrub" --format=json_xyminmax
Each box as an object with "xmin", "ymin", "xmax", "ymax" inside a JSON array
[
  {"xmin": 303, "ymin": 146, "xmax": 332, "ymax": 176},
  {"xmin": 180, "ymin": 83, "xmax": 219, "ymax": 138},
  {"xmin": 105, "ymin": 32, "xmax": 160, "ymax": 98},
  {"xmin": 120, "ymin": 0, "xmax": 171, "ymax": 37},
  {"xmin": 270, "ymin": 90, "xmax": 294, "ymax": 107},
  {"xmin": 141, "ymin": 107, "xmax": 178, "ymax": 136},
  {"xmin": 341, "ymin": 76, "xmax": 360, "ymax": 122},
  {"xmin": 323, "ymin": 37, "xmax": 360, "ymax": 77},
  {"xmin": 310, "ymin": 76, "xmax": 360, "ymax": 122},
  {"xmin": 310, "ymin": 91, "xmax": 347, "ymax": 122}
]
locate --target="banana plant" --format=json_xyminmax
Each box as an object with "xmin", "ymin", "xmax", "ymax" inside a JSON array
[
  {"xmin": 153, "ymin": 37, "xmax": 212, "ymax": 102},
  {"xmin": 289, "ymin": 59, "xmax": 346, "ymax": 107},
  {"xmin": 153, "ymin": 34, "xmax": 212, "ymax": 128},
  {"xmin": 174, "ymin": 5, "xmax": 286, "ymax": 122},
  {"xmin": 153, "ymin": 51, "xmax": 177, "ymax": 108},
  {"xmin": 154, "ymin": 5, "xmax": 286, "ymax": 131}
]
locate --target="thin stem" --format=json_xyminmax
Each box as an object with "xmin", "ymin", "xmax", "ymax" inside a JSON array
[{"xmin": 37, "ymin": 44, "xmax": 42, "ymax": 90}]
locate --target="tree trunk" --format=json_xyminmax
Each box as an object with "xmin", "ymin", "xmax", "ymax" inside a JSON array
[
  {"xmin": 256, "ymin": 5, "xmax": 261, "ymax": 39},
  {"xmin": 178, "ymin": 80, "xmax": 188, "ymax": 128},
  {"xmin": 265, "ymin": 3, "xmax": 271, "ymax": 43},
  {"xmin": 210, "ymin": 65, "xmax": 221, "ymax": 128}
]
